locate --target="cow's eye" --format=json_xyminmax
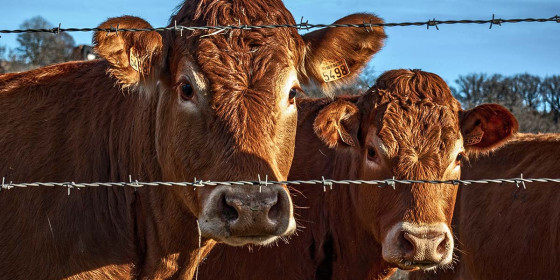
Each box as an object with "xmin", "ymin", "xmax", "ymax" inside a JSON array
[
  {"xmin": 456, "ymin": 153, "xmax": 465, "ymax": 165},
  {"xmin": 289, "ymin": 88, "xmax": 297, "ymax": 99},
  {"xmin": 180, "ymin": 82, "xmax": 194, "ymax": 100},
  {"xmin": 367, "ymin": 147, "xmax": 377, "ymax": 161},
  {"xmin": 288, "ymin": 87, "xmax": 299, "ymax": 105}
]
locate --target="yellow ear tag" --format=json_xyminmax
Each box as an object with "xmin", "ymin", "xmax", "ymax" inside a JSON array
[
  {"xmin": 320, "ymin": 59, "xmax": 350, "ymax": 83},
  {"xmin": 129, "ymin": 47, "xmax": 140, "ymax": 72},
  {"xmin": 337, "ymin": 127, "xmax": 356, "ymax": 147},
  {"xmin": 464, "ymin": 125, "xmax": 484, "ymax": 146}
]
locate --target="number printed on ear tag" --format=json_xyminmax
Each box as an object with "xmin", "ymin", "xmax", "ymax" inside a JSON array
[{"xmin": 320, "ymin": 59, "xmax": 350, "ymax": 83}]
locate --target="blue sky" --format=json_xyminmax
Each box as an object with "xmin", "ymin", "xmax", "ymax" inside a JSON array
[{"xmin": 1, "ymin": 0, "xmax": 559, "ymax": 87}]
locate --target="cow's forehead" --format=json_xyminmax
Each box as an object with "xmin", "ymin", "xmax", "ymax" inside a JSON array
[
  {"xmin": 374, "ymin": 101, "xmax": 461, "ymax": 159},
  {"xmin": 170, "ymin": 0, "xmax": 297, "ymax": 26},
  {"xmin": 365, "ymin": 101, "xmax": 461, "ymax": 179},
  {"xmin": 168, "ymin": 0, "xmax": 304, "ymax": 59},
  {"xmin": 168, "ymin": 0, "xmax": 305, "ymax": 93},
  {"xmin": 193, "ymin": 30, "xmax": 299, "ymax": 89}
]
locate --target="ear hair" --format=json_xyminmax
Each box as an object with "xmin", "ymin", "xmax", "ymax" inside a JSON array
[
  {"xmin": 313, "ymin": 100, "xmax": 360, "ymax": 148},
  {"xmin": 93, "ymin": 16, "xmax": 164, "ymax": 89},
  {"xmin": 300, "ymin": 13, "xmax": 386, "ymax": 95},
  {"xmin": 461, "ymin": 104, "xmax": 519, "ymax": 152}
]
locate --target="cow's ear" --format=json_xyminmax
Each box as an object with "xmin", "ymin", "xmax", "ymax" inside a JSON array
[
  {"xmin": 313, "ymin": 100, "xmax": 360, "ymax": 148},
  {"xmin": 300, "ymin": 13, "xmax": 386, "ymax": 94},
  {"xmin": 460, "ymin": 104, "xmax": 519, "ymax": 152},
  {"xmin": 93, "ymin": 16, "xmax": 164, "ymax": 89}
]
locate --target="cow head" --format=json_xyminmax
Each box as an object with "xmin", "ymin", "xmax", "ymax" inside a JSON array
[
  {"xmin": 314, "ymin": 69, "xmax": 518, "ymax": 270},
  {"xmin": 93, "ymin": 1, "xmax": 385, "ymax": 246}
]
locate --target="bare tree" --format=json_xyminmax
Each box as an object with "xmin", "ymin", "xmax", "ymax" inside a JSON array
[
  {"xmin": 16, "ymin": 16, "xmax": 75, "ymax": 67},
  {"xmin": 0, "ymin": 46, "xmax": 6, "ymax": 73},
  {"xmin": 511, "ymin": 74, "xmax": 542, "ymax": 110},
  {"xmin": 455, "ymin": 73, "xmax": 488, "ymax": 108},
  {"xmin": 541, "ymin": 76, "xmax": 560, "ymax": 124}
]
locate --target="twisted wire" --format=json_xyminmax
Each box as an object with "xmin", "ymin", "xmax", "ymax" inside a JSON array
[
  {"xmin": 1, "ymin": 177, "xmax": 559, "ymax": 191},
  {"xmin": 0, "ymin": 15, "xmax": 558, "ymax": 35}
]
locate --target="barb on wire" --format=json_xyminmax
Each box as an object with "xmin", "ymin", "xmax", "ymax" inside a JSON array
[
  {"xmin": 65, "ymin": 181, "xmax": 76, "ymax": 196},
  {"xmin": 0, "ymin": 15, "xmax": 559, "ymax": 35},
  {"xmin": 515, "ymin": 173, "xmax": 527, "ymax": 189},
  {"xmin": 300, "ymin": 16, "xmax": 310, "ymax": 31},
  {"xmin": 1, "ymin": 177, "xmax": 560, "ymax": 191},
  {"xmin": 322, "ymin": 176, "xmax": 333, "ymax": 192},
  {"xmin": 388, "ymin": 176, "xmax": 396, "ymax": 189},
  {"xmin": 128, "ymin": 175, "xmax": 142, "ymax": 189},
  {"xmin": 427, "ymin": 18, "xmax": 439, "ymax": 30},
  {"xmin": 489, "ymin": 14, "xmax": 501, "ymax": 29},
  {"xmin": 258, "ymin": 174, "xmax": 269, "ymax": 193}
]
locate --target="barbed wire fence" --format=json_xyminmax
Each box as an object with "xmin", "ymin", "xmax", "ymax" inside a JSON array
[
  {"xmin": 0, "ymin": 15, "xmax": 559, "ymax": 36},
  {"xmin": 2, "ymin": 175, "xmax": 560, "ymax": 194},
  {"xmin": 1, "ymin": 14, "xmax": 559, "ymax": 192}
]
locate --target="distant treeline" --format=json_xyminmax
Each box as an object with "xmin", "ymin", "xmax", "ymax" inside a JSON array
[
  {"xmin": 0, "ymin": 16, "xmax": 79, "ymax": 73},
  {"xmin": 454, "ymin": 73, "xmax": 560, "ymax": 133}
]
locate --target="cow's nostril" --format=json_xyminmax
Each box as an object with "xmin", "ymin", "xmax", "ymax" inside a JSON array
[
  {"xmin": 382, "ymin": 224, "xmax": 453, "ymax": 269},
  {"xmin": 436, "ymin": 234, "xmax": 449, "ymax": 255},
  {"xmin": 214, "ymin": 184, "xmax": 293, "ymax": 240},
  {"xmin": 267, "ymin": 193, "xmax": 281, "ymax": 223},
  {"xmin": 222, "ymin": 195, "xmax": 239, "ymax": 222},
  {"xmin": 401, "ymin": 232, "xmax": 416, "ymax": 259}
]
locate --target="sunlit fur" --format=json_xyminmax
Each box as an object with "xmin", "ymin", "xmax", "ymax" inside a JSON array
[
  {"xmin": 197, "ymin": 69, "xmax": 518, "ymax": 280},
  {"xmin": 0, "ymin": 1, "xmax": 387, "ymax": 279},
  {"xmin": 160, "ymin": 0, "xmax": 303, "ymax": 182},
  {"xmin": 409, "ymin": 133, "xmax": 560, "ymax": 280},
  {"xmin": 349, "ymin": 71, "xmax": 462, "ymax": 270}
]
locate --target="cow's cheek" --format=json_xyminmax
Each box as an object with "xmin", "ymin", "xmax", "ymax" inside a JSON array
[
  {"xmin": 192, "ymin": 186, "xmax": 215, "ymax": 217},
  {"xmin": 355, "ymin": 162, "xmax": 394, "ymax": 242},
  {"xmin": 274, "ymin": 111, "xmax": 297, "ymax": 179},
  {"xmin": 350, "ymin": 184, "xmax": 382, "ymax": 242}
]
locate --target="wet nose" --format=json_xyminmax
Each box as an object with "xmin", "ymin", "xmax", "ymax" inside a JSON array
[
  {"xmin": 382, "ymin": 222, "xmax": 453, "ymax": 270},
  {"xmin": 400, "ymin": 230, "xmax": 449, "ymax": 263},
  {"xmin": 220, "ymin": 184, "xmax": 291, "ymax": 237}
]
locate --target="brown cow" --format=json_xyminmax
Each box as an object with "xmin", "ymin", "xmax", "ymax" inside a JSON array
[
  {"xmin": 410, "ymin": 133, "xmax": 560, "ymax": 280},
  {"xmin": 0, "ymin": 1, "xmax": 386, "ymax": 279},
  {"xmin": 197, "ymin": 69, "xmax": 518, "ymax": 280}
]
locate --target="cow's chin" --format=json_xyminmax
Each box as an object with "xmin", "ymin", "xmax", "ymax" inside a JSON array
[
  {"xmin": 220, "ymin": 235, "xmax": 280, "ymax": 246},
  {"xmin": 395, "ymin": 262, "xmax": 438, "ymax": 271},
  {"xmin": 199, "ymin": 216, "xmax": 297, "ymax": 246}
]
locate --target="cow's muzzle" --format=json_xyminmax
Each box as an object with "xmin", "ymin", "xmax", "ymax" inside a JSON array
[
  {"xmin": 382, "ymin": 222, "xmax": 453, "ymax": 270},
  {"xmin": 198, "ymin": 184, "xmax": 295, "ymax": 246}
]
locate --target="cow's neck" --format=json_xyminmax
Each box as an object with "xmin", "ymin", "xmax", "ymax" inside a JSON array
[
  {"xmin": 76, "ymin": 61, "xmax": 220, "ymax": 278},
  {"xmin": 288, "ymin": 98, "xmax": 343, "ymax": 278},
  {"xmin": 290, "ymin": 97, "xmax": 390, "ymax": 279},
  {"xmin": 0, "ymin": 60, "xmax": 162, "ymax": 182},
  {"xmin": 92, "ymin": 64, "xmax": 216, "ymax": 278},
  {"xmin": 112, "ymin": 79, "xmax": 218, "ymax": 278},
  {"xmin": 316, "ymin": 154, "xmax": 395, "ymax": 280},
  {"xmin": 135, "ymin": 187, "xmax": 217, "ymax": 278},
  {"xmin": 290, "ymin": 98, "xmax": 337, "ymax": 181},
  {"xmin": 0, "ymin": 60, "xmax": 211, "ymax": 279},
  {"xmin": 104, "ymin": 82, "xmax": 161, "ymax": 182}
]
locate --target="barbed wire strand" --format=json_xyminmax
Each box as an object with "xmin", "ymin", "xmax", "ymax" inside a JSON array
[
  {"xmin": 0, "ymin": 15, "xmax": 559, "ymax": 35},
  {"xmin": 1, "ymin": 177, "xmax": 560, "ymax": 191}
]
